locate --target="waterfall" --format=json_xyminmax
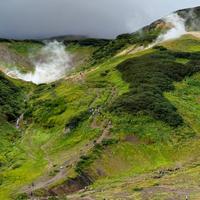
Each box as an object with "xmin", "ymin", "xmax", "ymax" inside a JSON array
[{"xmin": 16, "ymin": 113, "xmax": 24, "ymax": 129}]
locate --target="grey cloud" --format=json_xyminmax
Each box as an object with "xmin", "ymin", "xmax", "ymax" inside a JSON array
[{"xmin": 0, "ymin": 0, "xmax": 199, "ymax": 39}]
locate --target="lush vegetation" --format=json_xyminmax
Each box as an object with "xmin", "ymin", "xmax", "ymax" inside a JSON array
[
  {"xmin": 163, "ymin": 35, "xmax": 200, "ymax": 52},
  {"xmin": 2, "ymin": 30, "xmax": 200, "ymax": 200},
  {"xmin": 75, "ymin": 139, "xmax": 118, "ymax": 174},
  {"xmin": 7, "ymin": 41, "xmax": 43, "ymax": 56},
  {"xmin": 64, "ymin": 38, "xmax": 110, "ymax": 47},
  {"xmin": 25, "ymin": 84, "xmax": 68, "ymax": 128},
  {"xmin": 0, "ymin": 72, "xmax": 25, "ymax": 121},
  {"xmin": 112, "ymin": 48, "xmax": 200, "ymax": 126}
]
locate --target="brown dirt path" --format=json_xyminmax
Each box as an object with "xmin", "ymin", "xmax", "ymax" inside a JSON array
[
  {"xmin": 22, "ymin": 120, "xmax": 112, "ymax": 195},
  {"xmin": 65, "ymin": 66, "xmax": 99, "ymax": 82},
  {"xmin": 21, "ymin": 82, "xmax": 117, "ymax": 196}
]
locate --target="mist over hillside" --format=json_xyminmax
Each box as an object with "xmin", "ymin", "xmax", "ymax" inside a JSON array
[
  {"xmin": 2, "ymin": 6, "xmax": 200, "ymax": 84},
  {"xmin": 5, "ymin": 41, "xmax": 73, "ymax": 84},
  {"xmin": 0, "ymin": 0, "xmax": 199, "ymax": 39}
]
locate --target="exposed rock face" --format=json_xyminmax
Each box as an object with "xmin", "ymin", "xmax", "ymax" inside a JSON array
[
  {"xmin": 177, "ymin": 6, "xmax": 200, "ymax": 31},
  {"xmin": 48, "ymin": 173, "xmax": 93, "ymax": 196},
  {"xmin": 30, "ymin": 173, "xmax": 93, "ymax": 198},
  {"xmin": 140, "ymin": 6, "xmax": 200, "ymax": 37},
  {"xmin": 142, "ymin": 19, "xmax": 169, "ymax": 33}
]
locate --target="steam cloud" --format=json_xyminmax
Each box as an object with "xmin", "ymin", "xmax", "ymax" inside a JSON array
[
  {"xmin": 2, "ymin": 12, "xmax": 192, "ymax": 84},
  {"xmin": 157, "ymin": 13, "xmax": 186, "ymax": 42},
  {"xmin": 133, "ymin": 13, "xmax": 187, "ymax": 54},
  {"xmin": 6, "ymin": 41, "xmax": 72, "ymax": 84}
]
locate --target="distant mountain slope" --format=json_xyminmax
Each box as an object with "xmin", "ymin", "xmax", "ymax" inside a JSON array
[{"xmin": 91, "ymin": 6, "xmax": 200, "ymax": 63}]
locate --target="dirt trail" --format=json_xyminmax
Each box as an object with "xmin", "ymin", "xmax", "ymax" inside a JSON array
[
  {"xmin": 21, "ymin": 83, "xmax": 117, "ymax": 196},
  {"xmin": 96, "ymin": 122, "xmax": 112, "ymax": 144},
  {"xmin": 141, "ymin": 186, "xmax": 192, "ymax": 200},
  {"xmin": 22, "ymin": 120, "xmax": 112, "ymax": 195},
  {"xmin": 116, "ymin": 45, "xmax": 145, "ymax": 56},
  {"xmin": 65, "ymin": 66, "xmax": 98, "ymax": 82}
]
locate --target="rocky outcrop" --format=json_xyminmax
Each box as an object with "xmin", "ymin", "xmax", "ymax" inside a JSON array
[{"xmin": 177, "ymin": 6, "xmax": 200, "ymax": 31}]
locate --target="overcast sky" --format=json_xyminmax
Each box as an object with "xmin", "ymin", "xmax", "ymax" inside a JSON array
[{"xmin": 0, "ymin": 0, "xmax": 200, "ymax": 39}]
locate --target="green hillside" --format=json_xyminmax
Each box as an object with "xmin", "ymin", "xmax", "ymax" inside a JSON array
[{"xmin": 1, "ymin": 6, "xmax": 200, "ymax": 200}]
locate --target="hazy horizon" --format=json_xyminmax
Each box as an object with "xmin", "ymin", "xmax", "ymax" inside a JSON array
[{"xmin": 0, "ymin": 0, "xmax": 199, "ymax": 39}]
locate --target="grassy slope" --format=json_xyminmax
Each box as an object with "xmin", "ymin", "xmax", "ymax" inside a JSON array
[
  {"xmin": 1, "ymin": 35, "xmax": 200, "ymax": 199},
  {"xmin": 69, "ymin": 69, "xmax": 200, "ymax": 200},
  {"xmin": 67, "ymin": 36, "xmax": 200, "ymax": 199},
  {"xmin": 0, "ymin": 40, "xmax": 117, "ymax": 199},
  {"xmin": 66, "ymin": 43, "xmax": 96, "ymax": 72},
  {"xmin": 0, "ymin": 44, "xmax": 150, "ymax": 199}
]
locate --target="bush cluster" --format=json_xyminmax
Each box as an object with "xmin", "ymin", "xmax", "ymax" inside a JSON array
[
  {"xmin": 111, "ymin": 50, "xmax": 200, "ymax": 126},
  {"xmin": 25, "ymin": 96, "xmax": 67, "ymax": 127},
  {"xmin": 65, "ymin": 111, "xmax": 90, "ymax": 130},
  {"xmin": 64, "ymin": 38, "xmax": 110, "ymax": 47},
  {"xmin": 0, "ymin": 73, "xmax": 25, "ymax": 121}
]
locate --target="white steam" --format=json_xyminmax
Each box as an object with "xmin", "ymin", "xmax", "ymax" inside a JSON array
[
  {"xmin": 6, "ymin": 41, "xmax": 72, "ymax": 84},
  {"xmin": 1, "ymin": 13, "xmax": 189, "ymax": 81},
  {"xmin": 157, "ymin": 13, "xmax": 186, "ymax": 42},
  {"xmin": 118, "ymin": 13, "xmax": 188, "ymax": 56}
]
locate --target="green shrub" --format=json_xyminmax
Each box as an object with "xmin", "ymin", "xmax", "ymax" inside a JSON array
[
  {"xmin": 101, "ymin": 139, "xmax": 118, "ymax": 146},
  {"xmin": 133, "ymin": 187, "xmax": 143, "ymax": 192},
  {"xmin": 65, "ymin": 111, "xmax": 90, "ymax": 131},
  {"xmin": 69, "ymin": 38, "xmax": 110, "ymax": 47},
  {"xmin": 25, "ymin": 94, "xmax": 67, "ymax": 127},
  {"xmin": 12, "ymin": 162, "xmax": 22, "ymax": 169},
  {"xmin": 0, "ymin": 73, "xmax": 25, "ymax": 121},
  {"xmin": 111, "ymin": 50, "xmax": 200, "ymax": 126},
  {"xmin": 0, "ymin": 174, "xmax": 4, "ymax": 185},
  {"xmin": 75, "ymin": 155, "xmax": 92, "ymax": 174},
  {"xmin": 75, "ymin": 139, "xmax": 117, "ymax": 174},
  {"xmin": 14, "ymin": 193, "xmax": 28, "ymax": 200}
]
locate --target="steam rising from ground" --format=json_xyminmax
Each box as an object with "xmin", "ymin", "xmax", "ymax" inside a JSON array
[
  {"xmin": 157, "ymin": 13, "xmax": 186, "ymax": 42},
  {"xmin": 6, "ymin": 41, "xmax": 72, "ymax": 84},
  {"xmin": 2, "ymin": 13, "xmax": 192, "ymax": 82},
  {"xmin": 119, "ymin": 13, "xmax": 188, "ymax": 56}
]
